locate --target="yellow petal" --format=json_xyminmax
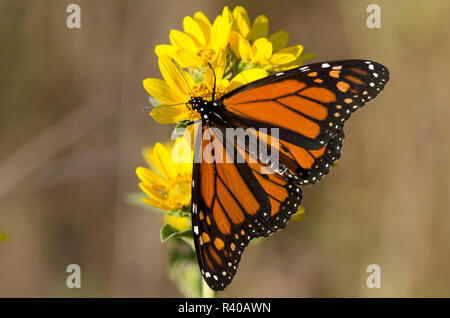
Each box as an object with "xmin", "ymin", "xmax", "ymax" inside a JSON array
[
  {"xmin": 154, "ymin": 44, "xmax": 176, "ymax": 58},
  {"xmin": 229, "ymin": 31, "xmax": 251, "ymax": 60},
  {"xmin": 291, "ymin": 205, "xmax": 306, "ymax": 221},
  {"xmin": 194, "ymin": 11, "xmax": 212, "ymax": 43},
  {"xmin": 272, "ymin": 52, "xmax": 316, "ymax": 72},
  {"xmin": 173, "ymin": 49, "xmax": 204, "ymax": 69},
  {"xmin": 150, "ymin": 105, "xmax": 191, "ymax": 124},
  {"xmin": 169, "ymin": 29, "xmax": 199, "ymax": 52},
  {"xmin": 212, "ymin": 49, "xmax": 226, "ymax": 75},
  {"xmin": 227, "ymin": 68, "xmax": 268, "ymax": 93},
  {"xmin": 136, "ymin": 167, "xmax": 167, "ymax": 188},
  {"xmin": 184, "ymin": 123, "xmax": 197, "ymax": 148},
  {"xmin": 143, "ymin": 143, "xmax": 167, "ymax": 177},
  {"xmin": 158, "ymin": 55, "xmax": 193, "ymax": 101},
  {"xmin": 211, "ymin": 7, "xmax": 232, "ymax": 51},
  {"xmin": 142, "ymin": 196, "xmax": 166, "ymax": 210},
  {"xmin": 143, "ymin": 78, "xmax": 181, "ymax": 106},
  {"xmin": 221, "ymin": 6, "xmax": 233, "ymax": 26},
  {"xmin": 278, "ymin": 45, "xmax": 304, "ymax": 58},
  {"xmin": 269, "ymin": 45, "xmax": 303, "ymax": 66},
  {"xmin": 204, "ymin": 68, "xmax": 215, "ymax": 93},
  {"xmin": 153, "ymin": 143, "xmax": 177, "ymax": 180},
  {"xmin": 269, "ymin": 53, "xmax": 297, "ymax": 66},
  {"xmin": 232, "ymin": 6, "xmax": 250, "ymax": 38},
  {"xmin": 183, "ymin": 16, "xmax": 206, "ymax": 45},
  {"xmin": 252, "ymin": 38, "xmax": 273, "ymax": 64},
  {"xmin": 142, "ymin": 146, "xmax": 155, "ymax": 167},
  {"xmin": 268, "ymin": 30, "xmax": 289, "ymax": 52},
  {"xmin": 164, "ymin": 215, "xmax": 191, "ymax": 231},
  {"xmin": 250, "ymin": 14, "xmax": 269, "ymax": 41},
  {"xmin": 205, "ymin": 50, "xmax": 226, "ymax": 88},
  {"xmin": 228, "ymin": 31, "xmax": 241, "ymax": 58},
  {"xmin": 297, "ymin": 52, "xmax": 316, "ymax": 64},
  {"xmin": 139, "ymin": 182, "xmax": 166, "ymax": 201}
]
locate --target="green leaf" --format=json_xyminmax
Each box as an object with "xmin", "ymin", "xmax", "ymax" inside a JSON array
[{"xmin": 160, "ymin": 224, "xmax": 192, "ymax": 243}]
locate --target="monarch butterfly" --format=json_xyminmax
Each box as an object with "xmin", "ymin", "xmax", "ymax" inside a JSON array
[{"xmin": 182, "ymin": 59, "xmax": 389, "ymax": 291}]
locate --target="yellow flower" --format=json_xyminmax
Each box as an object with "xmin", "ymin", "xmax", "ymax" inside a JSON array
[
  {"xmin": 155, "ymin": 7, "xmax": 233, "ymax": 69},
  {"xmin": 136, "ymin": 137, "xmax": 193, "ymax": 212},
  {"xmin": 143, "ymin": 55, "xmax": 268, "ymax": 124},
  {"xmin": 0, "ymin": 232, "xmax": 8, "ymax": 242},
  {"xmin": 163, "ymin": 214, "xmax": 191, "ymax": 232},
  {"xmin": 230, "ymin": 6, "xmax": 314, "ymax": 72},
  {"xmin": 291, "ymin": 205, "xmax": 306, "ymax": 222}
]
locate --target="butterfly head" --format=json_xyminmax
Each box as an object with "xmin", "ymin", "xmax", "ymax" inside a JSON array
[{"xmin": 188, "ymin": 96, "xmax": 219, "ymax": 122}]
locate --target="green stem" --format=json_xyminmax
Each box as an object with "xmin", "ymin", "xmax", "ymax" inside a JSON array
[
  {"xmin": 180, "ymin": 237, "xmax": 195, "ymax": 251},
  {"xmin": 182, "ymin": 237, "xmax": 216, "ymax": 298}
]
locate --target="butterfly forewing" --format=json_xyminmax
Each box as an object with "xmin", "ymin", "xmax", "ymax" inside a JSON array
[
  {"xmin": 221, "ymin": 60, "xmax": 388, "ymax": 148},
  {"xmin": 220, "ymin": 59, "xmax": 388, "ymax": 184}
]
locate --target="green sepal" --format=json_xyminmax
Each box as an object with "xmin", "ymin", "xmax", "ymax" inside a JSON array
[{"xmin": 160, "ymin": 223, "xmax": 193, "ymax": 243}]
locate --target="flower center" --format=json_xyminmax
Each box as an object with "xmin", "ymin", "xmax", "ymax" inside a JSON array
[
  {"xmin": 192, "ymin": 83, "xmax": 226, "ymax": 101},
  {"xmin": 197, "ymin": 48, "xmax": 215, "ymax": 63},
  {"xmin": 166, "ymin": 176, "xmax": 191, "ymax": 207}
]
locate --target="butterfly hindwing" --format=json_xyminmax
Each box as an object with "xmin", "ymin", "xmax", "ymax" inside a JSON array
[
  {"xmin": 278, "ymin": 128, "xmax": 345, "ymax": 185},
  {"xmin": 191, "ymin": 123, "xmax": 302, "ymax": 290}
]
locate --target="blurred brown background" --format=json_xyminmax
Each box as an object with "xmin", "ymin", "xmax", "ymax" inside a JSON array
[{"xmin": 1, "ymin": 0, "xmax": 450, "ymax": 297}]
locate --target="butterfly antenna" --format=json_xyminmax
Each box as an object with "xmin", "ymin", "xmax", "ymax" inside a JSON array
[
  {"xmin": 207, "ymin": 62, "xmax": 217, "ymax": 101},
  {"xmin": 171, "ymin": 58, "xmax": 195, "ymax": 97}
]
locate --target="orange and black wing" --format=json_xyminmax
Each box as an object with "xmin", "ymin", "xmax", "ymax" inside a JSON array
[
  {"xmin": 221, "ymin": 59, "xmax": 389, "ymax": 184},
  {"xmin": 191, "ymin": 123, "xmax": 302, "ymax": 290}
]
